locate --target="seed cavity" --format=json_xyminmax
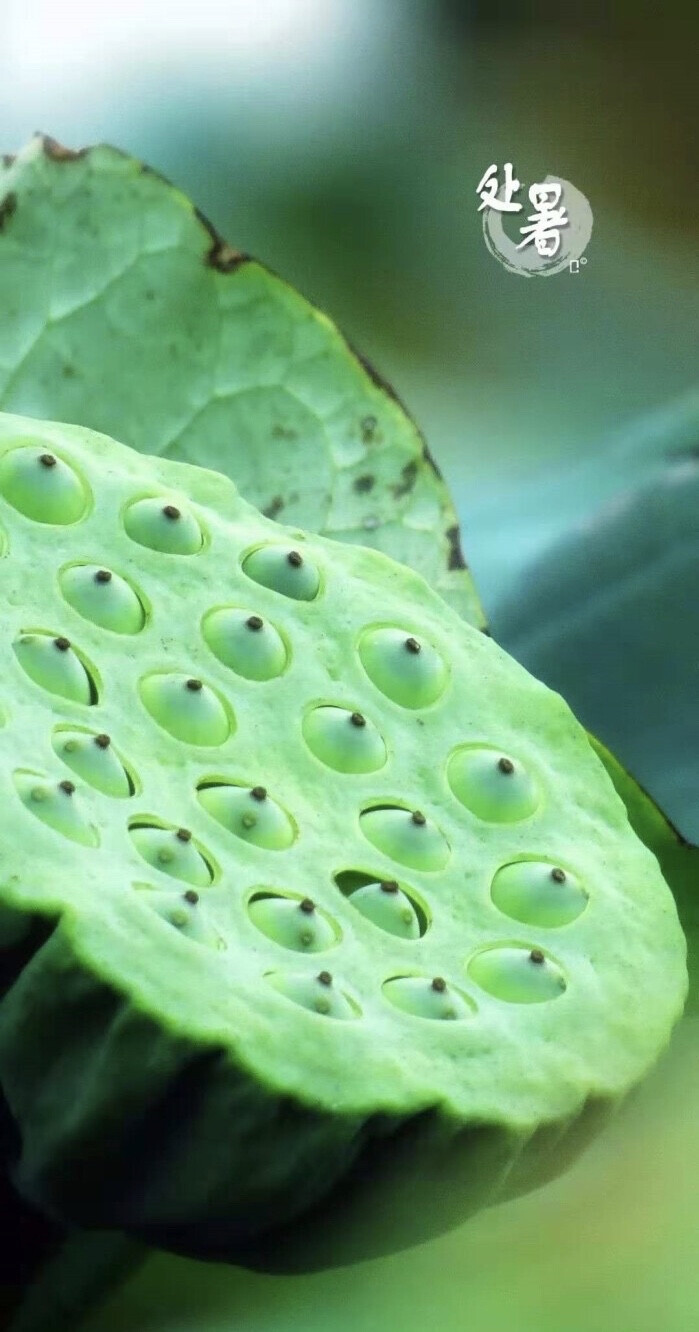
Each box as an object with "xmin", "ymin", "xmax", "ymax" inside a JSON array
[
  {"xmin": 302, "ymin": 705, "xmax": 387, "ymax": 774},
  {"xmin": 133, "ymin": 883, "xmax": 223, "ymax": 949},
  {"xmin": 266, "ymin": 970, "xmax": 358, "ymax": 1019},
  {"xmin": 0, "ymin": 444, "xmax": 89, "ymax": 524},
  {"xmin": 139, "ymin": 672, "xmax": 232, "ymax": 747},
  {"xmin": 124, "ymin": 497, "xmax": 203, "ymax": 554},
  {"xmin": 359, "ymin": 804, "xmax": 450, "ymax": 871},
  {"xmin": 447, "ymin": 745, "xmax": 539, "ymax": 823},
  {"xmin": 242, "ymin": 544, "xmax": 320, "ymax": 601},
  {"xmin": 382, "ymin": 975, "xmax": 475, "ymax": 1021},
  {"xmin": 59, "ymin": 563, "xmax": 146, "ymax": 635},
  {"xmin": 14, "ymin": 632, "xmax": 96, "ymax": 704},
  {"xmin": 346, "ymin": 876, "xmax": 422, "ymax": 939},
  {"xmin": 129, "ymin": 821, "xmax": 214, "ymax": 887},
  {"xmin": 202, "ymin": 606, "xmax": 288, "ymax": 681},
  {"xmin": 197, "ymin": 781, "xmax": 296, "ymax": 851},
  {"xmin": 248, "ymin": 892, "xmax": 338, "ymax": 953},
  {"xmin": 14, "ymin": 770, "xmax": 99, "ymax": 847},
  {"xmin": 491, "ymin": 860, "xmax": 588, "ymax": 928},
  {"xmin": 467, "ymin": 944, "xmax": 567, "ymax": 1004},
  {"xmin": 358, "ymin": 625, "xmax": 448, "ymax": 709}
]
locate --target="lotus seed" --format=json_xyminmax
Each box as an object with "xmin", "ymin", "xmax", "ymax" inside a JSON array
[
  {"xmin": 358, "ymin": 625, "xmax": 447, "ymax": 708},
  {"xmin": 60, "ymin": 563, "xmax": 145, "ymax": 634},
  {"xmin": 124, "ymin": 497, "xmax": 202, "ymax": 554},
  {"xmin": 243, "ymin": 543, "xmax": 320, "ymax": 600},
  {"xmin": 14, "ymin": 632, "xmax": 94, "ymax": 704},
  {"xmin": 491, "ymin": 860, "xmax": 587, "ymax": 928},
  {"xmin": 139, "ymin": 672, "xmax": 231, "ymax": 747},
  {"xmin": 447, "ymin": 745, "xmax": 539, "ymax": 823},
  {"xmin": 0, "ymin": 444, "xmax": 88, "ymax": 524},
  {"xmin": 302, "ymin": 705, "xmax": 386, "ymax": 775},
  {"xmin": 203, "ymin": 607, "xmax": 288, "ymax": 681}
]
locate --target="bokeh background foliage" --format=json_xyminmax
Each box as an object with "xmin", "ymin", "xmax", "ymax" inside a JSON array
[{"xmin": 0, "ymin": 3, "xmax": 697, "ymax": 1329}]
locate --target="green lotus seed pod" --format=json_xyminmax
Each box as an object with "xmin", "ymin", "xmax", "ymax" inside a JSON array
[
  {"xmin": 360, "ymin": 805, "xmax": 450, "ymax": 871},
  {"xmin": 302, "ymin": 706, "xmax": 386, "ymax": 774},
  {"xmin": 13, "ymin": 633, "xmax": 94, "ymax": 704},
  {"xmin": 447, "ymin": 746, "xmax": 539, "ymax": 822},
  {"xmin": 139, "ymin": 674, "xmax": 231, "ymax": 747},
  {"xmin": 135, "ymin": 886, "xmax": 223, "ymax": 950},
  {"xmin": 14, "ymin": 772, "xmax": 98, "ymax": 847},
  {"xmin": 123, "ymin": 497, "xmax": 202, "ymax": 554},
  {"xmin": 0, "ymin": 444, "xmax": 88, "ymax": 524},
  {"xmin": 248, "ymin": 895, "xmax": 337, "ymax": 953},
  {"xmin": 349, "ymin": 880, "xmax": 420, "ymax": 939},
  {"xmin": 202, "ymin": 608, "xmax": 288, "ymax": 681},
  {"xmin": 467, "ymin": 945, "xmax": 567, "ymax": 1004},
  {"xmin": 0, "ymin": 414, "xmax": 685, "ymax": 1277},
  {"xmin": 59, "ymin": 564, "xmax": 145, "ymax": 635},
  {"xmin": 358, "ymin": 626, "xmax": 448, "ymax": 708},
  {"xmin": 491, "ymin": 861, "xmax": 588, "ymax": 928},
  {"xmin": 52, "ymin": 729, "xmax": 133, "ymax": 798},
  {"xmin": 383, "ymin": 975, "xmax": 475, "ymax": 1020},
  {"xmin": 242, "ymin": 544, "xmax": 320, "ymax": 600},
  {"xmin": 129, "ymin": 824, "xmax": 213, "ymax": 887},
  {"xmin": 197, "ymin": 782, "xmax": 295, "ymax": 850},
  {"xmin": 267, "ymin": 969, "xmax": 356, "ymax": 1019}
]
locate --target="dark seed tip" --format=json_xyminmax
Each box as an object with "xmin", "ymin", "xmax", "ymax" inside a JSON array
[
  {"xmin": 530, "ymin": 949, "xmax": 545, "ymax": 965},
  {"xmin": 183, "ymin": 889, "xmax": 199, "ymax": 905},
  {"xmin": 318, "ymin": 970, "xmax": 332, "ymax": 986},
  {"xmin": 246, "ymin": 614, "xmax": 264, "ymax": 631},
  {"xmin": 551, "ymin": 867, "xmax": 567, "ymax": 883},
  {"xmin": 185, "ymin": 678, "xmax": 203, "ymax": 692},
  {"xmin": 95, "ymin": 733, "xmax": 111, "ymax": 749},
  {"xmin": 380, "ymin": 879, "xmax": 399, "ymax": 894},
  {"xmin": 58, "ymin": 779, "xmax": 75, "ymax": 795},
  {"xmin": 350, "ymin": 711, "xmax": 366, "ymax": 728},
  {"xmin": 287, "ymin": 550, "xmax": 303, "ymax": 568},
  {"xmin": 411, "ymin": 810, "xmax": 426, "ymax": 826},
  {"xmin": 405, "ymin": 636, "xmax": 421, "ymax": 654},
  {"xmin": 94, "ymin": 569, "xmax": 112, "ymax": 583},
  {"xmin": 54, "ymin": 636, "xmax": 71, "ymax": 651},
  {"xmin": 431, "ymin": 976, "xmax": 447, "ymax": 993},
  {"xmin": 162, "ymin": 504, "xmax": 180, "ymax": 520},
  {"xmin": 251, "ymin": 785, "xmax": 267, "ymax": 802},
  {"xmin": 497, "ymin": 756, "xmax": 515, "ymax": 775},
  {"xmin": 300, "ymin": 898, "xmax": 316, "ymax": 914},
  {"xmin": 39, "ymin": 453, "xmax": 57, "ymax": 468},
  {"xmin": 176, "ymin": 827, "xmax": 192, "ymax": 843}
]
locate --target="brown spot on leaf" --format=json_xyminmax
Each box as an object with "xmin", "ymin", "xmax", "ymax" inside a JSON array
[
  {"xmin": 361, "ymin": 415, "xmax": 378, "ymax": 444},
  {"xmin": 40, "ymin": 136, "xmax": 87, "ymax": 162},
  {"xmin": 446, "ymin": 523, "xmax": 467, "ymax": 571},
  {"xmin": 391, "ymin": 460, "xmax": 418, "ymax": 499},
  {"xmin": 0, "ymin": 192, "xmax": 17, "ymax": 232},
  {"xmin": 353, "ymin": 473, "xmax": 375, "ymax": 494},
  {"xmin": 421, "ymin": 439, "xmax": 444, "ymax": 481},
  {"xmin": 263, "ymin": 496, "xmax": 285, "ymax": 519},
  {"xmin": 1, "ymin": 154, "xmax": 15, "ymax": 168}
]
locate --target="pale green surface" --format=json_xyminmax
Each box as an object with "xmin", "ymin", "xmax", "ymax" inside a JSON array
[
  {"xmin": 0, "ymin": 410, "xmax": 686, "ymax": 1268},
  {"xmin": 0, "ymin": 136, "xmax": 483, "ymax": 627}
]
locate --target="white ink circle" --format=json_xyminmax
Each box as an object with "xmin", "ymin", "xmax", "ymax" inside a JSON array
[{"xmin": 483, "ymin": 175, "xmax": 593, "ymax": 278}]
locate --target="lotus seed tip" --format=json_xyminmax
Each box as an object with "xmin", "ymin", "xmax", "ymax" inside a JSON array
[
  {"xmin": 183, "ymin": 890, "xmax": 199, "ymax": 905},
  {"xmin": 287, "ymin": 550, "xmax": 303, "ymax": 567},
  {"xmin": 95, "ymin": 733, "xmax": 111, "ymax": 749},
  {"xmin": 551, "ymin": 867, "xmax": 566, "ymax": 883},
  {"xmin": 350, "ymin": 711, "xmax": 366, "ymax": 728},
  {"xmin": 498, "ymin": 756, "xmax": 515, "ymax": 775},
  {"xmin": 246, "ymin": 614, "xmax": 264, "ymax": 631},
  {"xmin": 58, "ymin": 779, "xmax": 75, "ymax": 795},
  {"xmin": 405, "ymin": 636, "xmax": 421, "ymax": 654},
  {"xmin": 251, "ymin": 785, "xmax": 267, "ymax": 802},
  {"xmin": 176, "ymin": 827, "xmax": 192, "ymax": 843},
  {"xmin": 300, "ymin": 898, "xmax": 316, "ymax": 914},
  {"xmin": 39, "ymin": 452, "xmax": 57, "ymax": 468},
  {"xmin": 162, "ymin": 504, "xmax": 180, "ymax": 520},
  {"xmin": 95, "ymin": 569, "xmax": 112, "ymax": 583},
  {"xmin": 54, "ymin": 636, "xmax": 71, "ymax": 651},
  {"xmin": 185, "ymin": 677, "xmax": 203, "ymax": 692},
  {"xmin": 530, "ymin": 948, "xmax": 545, "ymax": 965},
  {"xmin": 318, "ymin": 970, "xmax": 332, "ymax": 986},
  {"xmin": 380, "ymin": 879, "xmax": 399, "ymax": 894},
  {"xmin": 432, "ymin": 976, "xmax": 447, "ymax": 992},
  {"xmin": 411, "ymin": 810, "xmax": 426, "ymax": 826}
]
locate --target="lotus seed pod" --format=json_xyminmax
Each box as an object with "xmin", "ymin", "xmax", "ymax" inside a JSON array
[
  {"xmin": 52, "ymin": 729, "xmax": 133, "ymax": 798},
  {"xmin": 447, "ymin": 746, "xmax": 539, "ymax": 822},
  {"xmin": 123, "ymin": 497, "xmax": 202, "ymax": 554},
  {"xmin": 13, "ymin": 632, "xmax": 94, "ymax": 704},
  {"xmin": 202, "ymin": 608, "xmax": 288, "ymax": 681},
  {"xmin": 242, "ymin": 544, "xmax": 320, "ymax": 600},
  {"xmin": 302, "ymin": 707, "xmax": 386, "ymax": 774},
  {"xmin": 59, "ymin": 564, "xmax": 146, "ymax": 635},
  {"xmin": 0, "ymin": 414, "xmax": 686, "ymax": 1276},
  {"xmin": 139, "ymin": 674, "xmax": 231, "ymax": 747},
  {"xmin": 0, "ymin": 444, "xmax": 88, "ymax": 524},
  {"xmin": 348, "ymin": 880, "xmax": 421, "ymax": 939},
  {"xmin": 248, "ymin": 895, "xmax": 337, "ymax": 953}
]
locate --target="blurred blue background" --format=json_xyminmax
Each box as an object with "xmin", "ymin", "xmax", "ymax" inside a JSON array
[{"xmin": 0, "ymin": 5, "xmax": 697, "ymax": 1328}]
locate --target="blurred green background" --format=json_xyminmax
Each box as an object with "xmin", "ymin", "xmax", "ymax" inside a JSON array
[{"xmin": 0, "ymin": 3, "xmax": 697, "ymax": 1328}]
